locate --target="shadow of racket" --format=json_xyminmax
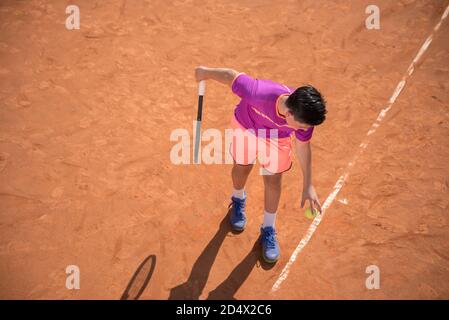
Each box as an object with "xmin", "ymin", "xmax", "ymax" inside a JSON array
[{"xmin": 120, "ymin": 254, "xmax": 157, "ymax": 300}]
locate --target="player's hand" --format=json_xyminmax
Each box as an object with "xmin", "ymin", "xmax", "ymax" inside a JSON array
[
  {"xmin": 301, "ymin": 184, "xmax": 322, "ymax": 214},
  {"xmin": 195, "ymin": 66, "xmax": 208, "ymax": 82}
]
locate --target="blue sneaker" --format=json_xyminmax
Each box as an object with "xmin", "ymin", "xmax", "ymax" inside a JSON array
[
  {"xmin": 260, "ymin": 226, "xmax": 280, "ymax": 263},
  {"xmin": 228, "ymin": 196, "xmax": 247, "ymax": 232}
]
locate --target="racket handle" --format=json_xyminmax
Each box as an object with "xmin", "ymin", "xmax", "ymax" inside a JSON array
[
  {"xmin": 194, "ymin": 81, "xmax": 205, "ymax": 164},
  {"xmin": 198, "ymin": 80, "xmax": 206, "ymax": 96},
  {"xmin": 196, "ymin": 81, "xmax": 205, "ymax": 121}
]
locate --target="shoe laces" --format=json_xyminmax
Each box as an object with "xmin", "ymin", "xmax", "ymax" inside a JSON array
[
  {"xmin": 229, "ymin": 197, "xmax": 245, "ymax": 218},
  {"xmin": 261, "ymin": 227, "xmax": 277, "ymax": 248}
]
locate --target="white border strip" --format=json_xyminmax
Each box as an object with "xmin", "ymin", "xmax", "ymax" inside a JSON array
[{"xmin": 271, "ymin": 4, "xmax": 449, "ymax": 293}]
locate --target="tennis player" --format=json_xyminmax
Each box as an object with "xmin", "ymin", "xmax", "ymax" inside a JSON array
[{"xmin": 195, "ymin": 66, "xmax": 327, "ymax": 263}]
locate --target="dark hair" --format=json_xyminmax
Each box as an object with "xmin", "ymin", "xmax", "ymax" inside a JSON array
[{"xmin": 285, "ymin": 85, "xmax": 327, "ymax": 126}]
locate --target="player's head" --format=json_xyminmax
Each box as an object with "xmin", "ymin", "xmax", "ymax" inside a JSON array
[{"xmin": 285, "ymin": 85, "xmax": 327, "ymax": 129}]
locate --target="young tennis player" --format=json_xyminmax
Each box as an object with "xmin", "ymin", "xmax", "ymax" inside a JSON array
[{"xmin": 194, "ymin": 66, "xmax": 327, "ymax": 263}]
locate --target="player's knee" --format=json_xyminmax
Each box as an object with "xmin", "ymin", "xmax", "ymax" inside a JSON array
[
  {"xmin": 263, "ymin": 173, "xmax": 282, "ymax": 187},
  {"xmin": 233, "ymin": 162, "xmax": 254, "ymax": 174}
]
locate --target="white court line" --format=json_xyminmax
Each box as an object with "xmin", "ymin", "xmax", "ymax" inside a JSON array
[{"xmin": 271, "ymin": 4, "xmax": 449, "ymax": 293}]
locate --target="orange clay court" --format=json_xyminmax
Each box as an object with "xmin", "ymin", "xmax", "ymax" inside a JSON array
[{"xmin": 0, "ymin": 0, "xmax": 448, "ymax": 299}]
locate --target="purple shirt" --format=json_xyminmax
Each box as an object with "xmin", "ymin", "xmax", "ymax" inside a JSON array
[{"xmin": 231, "ymin": 73, "xmax": 314, "ymax": 141}]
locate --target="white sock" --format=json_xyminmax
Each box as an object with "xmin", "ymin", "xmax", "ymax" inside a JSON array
[
  {"xmin": 262, "ymin": 210, "xmax": 277, "ymax": 228},
  {"xmin": 232, "ymin": 188, "xmax": 246, "ymax": 200}
]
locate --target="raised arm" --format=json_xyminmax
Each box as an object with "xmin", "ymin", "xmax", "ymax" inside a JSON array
[{"xmin": 195, "ymin": 66, "xmax": 240, "ymax": 87}]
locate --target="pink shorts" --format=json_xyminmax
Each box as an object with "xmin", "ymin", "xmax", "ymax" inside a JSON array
[{"xmin": 229, "ymin": 115, "xmax": 293, "ymax": 174}]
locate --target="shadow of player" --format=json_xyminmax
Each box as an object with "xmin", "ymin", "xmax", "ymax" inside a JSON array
[
  {"xmin": 206, "ymin": 239, "xmax": 275, "ymax": 300},
  {"xmin": 168, "ymin": 211, "xmax": 231, "ymax": 300},
  {"xmin": 168, "ymin": 207, "xmax": 275, "ymax": 300}
]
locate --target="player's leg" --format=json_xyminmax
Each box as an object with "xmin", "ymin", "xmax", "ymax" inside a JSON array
[
  {"xmin": 228, "ymin": 115, "xmax": 257, "ymax": 232},
  {"xmin": 228, "ymin": 162, "xmax": 253, "ymax": 232},
  {"xmin": 258, "ymin": 136, "xmax": 292, "ymax": 263},
  {"xmin": 259, "ymin": 172, "xmax": 282, "ymax": 263},
  {"xmin": 232, "ymin": 162, "xmax": 253, "ymax": 193},
  {"xmin": 263, "ymin": 172, "xmax": 282, "ymax": 215}
]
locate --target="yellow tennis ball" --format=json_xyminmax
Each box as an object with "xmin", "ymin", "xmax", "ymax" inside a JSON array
[{"xmin": 305, "ymin": 208, "xmax": 318, "ymax": 220}]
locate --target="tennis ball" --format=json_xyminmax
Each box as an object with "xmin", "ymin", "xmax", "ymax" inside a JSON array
[{"xmin": 305, "ymin": 208, "xmax": 318, "ymax": 220}]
